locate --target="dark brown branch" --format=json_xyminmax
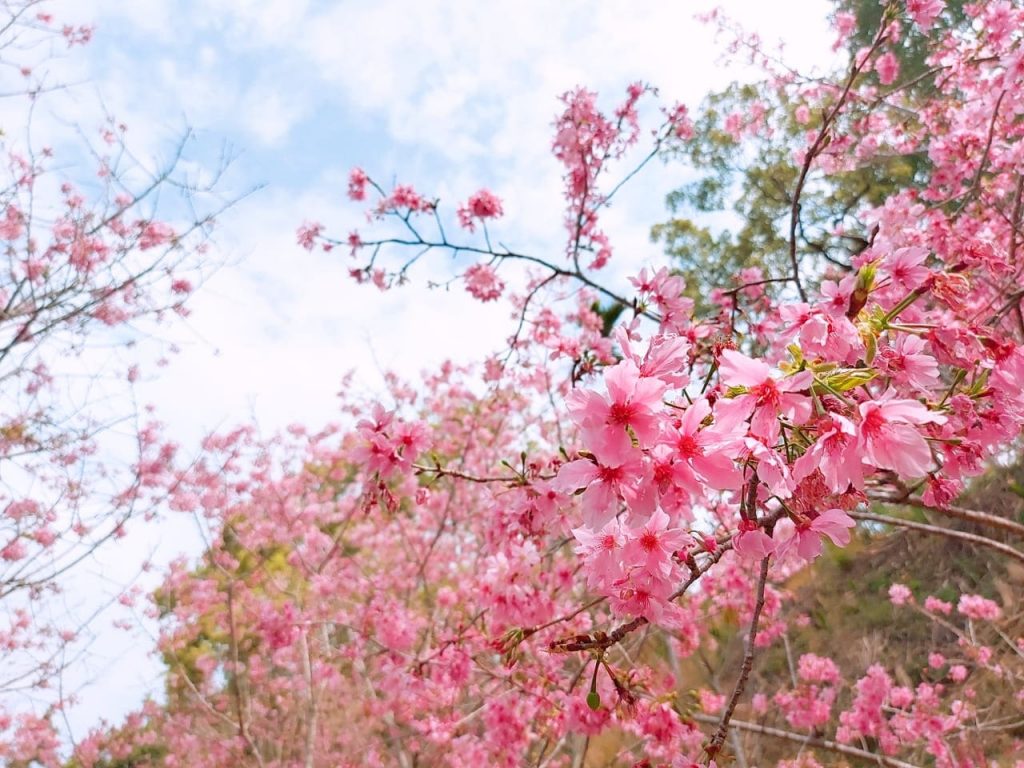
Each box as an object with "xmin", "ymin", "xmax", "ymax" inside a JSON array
[
  {"xmin": 869, "ymin": 493, "xmax": 1024, "ymax": 540},
  {"xmin": 546, "ymin": 538, "xmax": 736, "ymax": 654},
  {"xmin": 1010, "ymin": 174, "xmax": 1023, "ymax": 267},
  {"xmin": 411, "ymin": 462, "xmax": 529, "ymax": 485},
  {"xmin": 524, "ymin": 597, "xmax": 607, "ymax": 637},
  {"xmin": 788, "ymin": 14, "xmax": 890, "ymax": 301},
  {"xmin": 225, "ymin": 583, "xmax": 265, "ymax": 766},
  {"xmin": 704, "ymin": 556, "xmax": 770, "ymax": 760},
  {"xmin": 952, "ymin": 90, "xmax": 1006, "ymax": 217},
  {"xmin": 850, "ymin": 510, "xmax": 1024, "ymax": 564},
  {"xmin": 349, "ymin": 234, "xmax": 654, "ymax": 322},
  {"xmin": 690, "ymin": 713, "xmax": 921, "ymax": 768}
]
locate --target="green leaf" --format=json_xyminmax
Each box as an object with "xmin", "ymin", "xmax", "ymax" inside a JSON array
[{"xmin": 817, "ymin": 368, "xmax": 877, "ymax": 393}]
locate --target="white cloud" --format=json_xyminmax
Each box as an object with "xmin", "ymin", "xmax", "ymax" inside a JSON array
[{"xmin": 237, "ymin": 81, "xmax": 311, "ymax": 146}]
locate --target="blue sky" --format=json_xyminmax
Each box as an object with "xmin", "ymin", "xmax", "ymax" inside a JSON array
[
  {"xmin": 28, "ymin": 0, "xmax": 842, "ymax": 445},
  {"xmin": 22, "ymin": 0, "xmax": 836, "ymax": 741}
]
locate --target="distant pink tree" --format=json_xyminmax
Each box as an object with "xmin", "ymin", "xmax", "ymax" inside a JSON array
[{"xmin": 0, "ymin": 1, "xmax": 227, "ymax": 760}]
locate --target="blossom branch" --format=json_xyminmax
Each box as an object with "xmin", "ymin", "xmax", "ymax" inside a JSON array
[
  {"xmin": 343, "ymin": 233, "xmax": 652, "ymax": 320},
  {"xmin": 704, "ymin": 555, "xmax": 770, "ymax": 761},
  {"xmin": 689, "ymin": 713, "xmax": 921, "ymax": 768},
  {"xmin": 849, "ymin": 510, "xmax": 1024, "ymax": 564},
  {"xmin": 868, "ymin": 493, "xmax": 1024, "ymax": 540},
  {"xmin": 787, "ymin": 6, "xmax": 892, "ymax": 301}
]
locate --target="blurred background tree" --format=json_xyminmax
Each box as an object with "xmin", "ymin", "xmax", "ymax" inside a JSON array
[{"xmin": 651, "ymin": 0, "xmax": 973, "ymax": 312}]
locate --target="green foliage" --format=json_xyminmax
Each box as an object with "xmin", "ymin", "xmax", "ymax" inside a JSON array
[
  {"xmin": 591, "ymin": 300, "xmax": 626, "ymax": 338},
  {"xmin": 837, "ymin": 0, "xmax": 971, "ymax": 88},
  {"xmin": 651, "ymin": 1, "xmax": 975, "ymax": 310}
]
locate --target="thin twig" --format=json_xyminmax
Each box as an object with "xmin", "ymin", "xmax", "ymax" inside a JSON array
[
  {"xmin": 787, "ymin": 11, "xmax": 891, "ymax": 301},
  {"xmin": 690, "ymin": 713, "xmax": 921, "ymax": 768},
  {"xmin": 704, "ymin": 556, "xmax": 770, "ymax": 760},
  {"xmin": 869, "ymin": 493, "xmax": 1024, "ymax": 540},
  {"xmin": 850, "ymin": 510, "xmax": 1024, "ymax": 564}
]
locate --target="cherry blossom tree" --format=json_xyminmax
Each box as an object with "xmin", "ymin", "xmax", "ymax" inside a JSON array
[
  {"xmin": 49, "ymin": 1, "xmax": 1024, "ymax": 767},
  {"xmin": 0, "ymin": 2, "xmax": 230, "ymax": 761}
]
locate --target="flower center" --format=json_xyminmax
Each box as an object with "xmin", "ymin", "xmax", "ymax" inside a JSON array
[
  {"xmin": 751, "ymin": 379, "xmax": 780, "ymax": 408},
  {"xmin": 609, "ymin": 401, "xmax": 636, "ymax": 426},
  {"xmin": 861, "ymin": 407, "xmax": 886, "ymax": 438},
  {"xmin": 676, "ymin": 434, "xmax": 701, "ymax": 459},
  {"xmin": 639, "ymin": 531, "xmax": 660, "ymax": 552}
]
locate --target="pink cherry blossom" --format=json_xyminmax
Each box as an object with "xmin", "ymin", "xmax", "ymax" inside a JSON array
[
  {"xmin": 622, "ymin": 508, "xmax": 691, "ymax": 578},
  {"xmin": 775, "ymin": 508, "xmax": 855, "ymax": 562},
  {"xmin": 733, "ymin": 519, "xmax": 775, "ymax": 561},
  {"xmin": 878, "ymin": 334, "xmax": 940, "ymax": 391},
  {"xmin": 573, "ymin": 518, "xmax": 625, "ymax": 590},
  {"xmin": 347, "ymin": 167, "xmax": 369, "ymax": 200},
  {"xmin": 615, "ymin": 326, "xmax": 691, "ymax": 388},
  {"xmin": 457, "ymin": 189, "xmax": 504, "ymax": 232},
  {"xmin": 555, "ymin": 453, "xmax": 652, "ymax": 528},
  {"xmin": 957, "ymin": 594, "xmax": 1001, "ymax": 621},
  {"xmin": 793, "ymin": 413, "xmax": 865, "ymax": 492},
  {"xmin": 906, "ymin": 0, "xmax": 944, "ymax": 28},
  {"xmin": 566, "ymin": 359, "xmax": 666, "ymax": 464},
  {"xmin": 889, "ymin": 583, "xmax": 913, "ymax": 605},
  {"xmin": 924, "ymin": 595, "xmax": 952, "ymax": 615},
  {"xmin": 463, "ymin": 262, "xmax": 505, "ymax": 302},
  {"xmin": 718, "ymin": 349, "xmax": 812, "ymax": 442},
  {"xmin": 659, "ymin": 397, "xmax": 743, "ymax": 494},
  {"xmin": 819, "ymin": 274, "xmax": 855, "ymax": 317},
  {"xmin": 858, "ymin": 392, "xmax": 946, "ymax": 479},
  {"xmin": 874, "ymin": 51, "xmax": 899, "ymax": 85},
  {"xmin": 880, "ymin": 246, "xmax": 930, "ymax": 294}
]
